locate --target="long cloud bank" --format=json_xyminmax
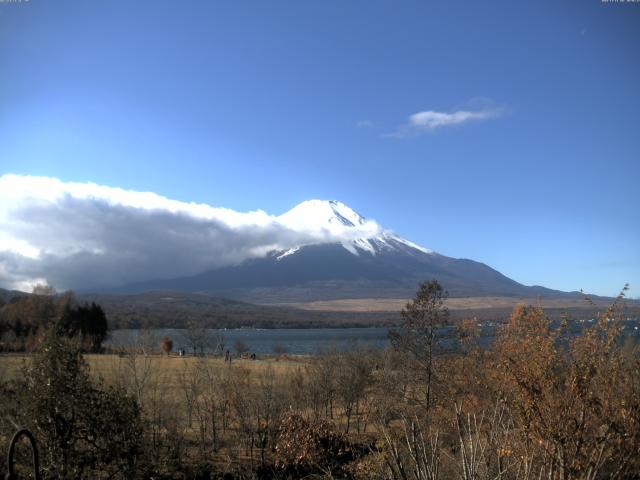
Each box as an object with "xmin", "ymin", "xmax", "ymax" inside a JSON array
[{"xmin": 0, "ymin": 174, "xmax": 383, "ymax": 292}]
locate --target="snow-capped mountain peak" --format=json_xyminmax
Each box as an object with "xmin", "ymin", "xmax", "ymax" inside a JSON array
[
  {"xmin": 277, "ymin": 199, "xmax": 366, "ymax": 230},
  {"xmin": 276, "ymin": 199, "xmax": 433, "ymax": 257}
]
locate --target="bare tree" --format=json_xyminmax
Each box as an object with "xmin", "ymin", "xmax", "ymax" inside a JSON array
[
  {"xmin": 252, "ymin": 366, "xmax": 288, "ymax": 465},
  {"xmin": 453, "ymin": 401, "xmax": 518, "ymax": 480},
  {"xmin": 136, "ymin": 327, "xmax": 158, "ymax": 356},
  {"xmin": 306, "ymin": 351, "xmax": 338, "ymax": 420},
  {"xmin": 201, "ymin": 362, "xmax": 233, "ymax": 452},
  {"xmin": 178, "ymin": 361, "xmax": 199, "ymax": 429},
  {"xmin": 380, "ymin": 414, "xmax": 440, "ymax": 480},
  {"xmin": 234, "ymin": 339, "xmax": 249, "ymax": 356},
  {"xmin": 335, "ymin": 348, "xmax": 374, "ymax": 433},
  {"xmin": 182, "ymin": 326, "xmax": 225, "ymax": 356},
  {"xmin": 210, "ymin": 331, "xmax": 225, "ymax": 356}
]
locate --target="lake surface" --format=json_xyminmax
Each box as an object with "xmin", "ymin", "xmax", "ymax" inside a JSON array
[
  {"xmin": 106, "ymin": 319, "xmax": 640, "ymax": 355},
  {"xmin": 107, "ymin": 327, "xmax": 391, "ymax": 355}
]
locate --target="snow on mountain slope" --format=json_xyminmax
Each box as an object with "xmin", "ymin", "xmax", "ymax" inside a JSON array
[{"xmin": 277, "ymin": 200, "xmax": 433, "ymax": 256}]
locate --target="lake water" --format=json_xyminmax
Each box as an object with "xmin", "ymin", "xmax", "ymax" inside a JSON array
[
  {"xmin": 107, "ymin": 327, "xmax": 391, "ymax": 355},
  {"xmin": 106, "ymin": 319, "xmax": 640, "ymax": 355}
]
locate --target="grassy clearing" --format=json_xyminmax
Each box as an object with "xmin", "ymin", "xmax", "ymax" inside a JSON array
[{"xmin": 1, "ymin": 352, "xmax": 308, "ymax": 384}]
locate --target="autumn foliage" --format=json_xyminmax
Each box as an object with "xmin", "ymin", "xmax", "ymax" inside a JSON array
[
  {"xmin": 488, "ymin": 298, "xmax": 640, "ymax": 479},
  {"xmin": 0, "ymin": 281, "xmax": 638, "ymax": 479},
  {"xmin": 159, "ymin": 336, "xmax": 173, "ymax": 355}
]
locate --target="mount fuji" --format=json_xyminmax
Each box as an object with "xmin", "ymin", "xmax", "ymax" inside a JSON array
[{"xmin": 118, "ymin": 200, "xmax": 572, "ymax": 303}]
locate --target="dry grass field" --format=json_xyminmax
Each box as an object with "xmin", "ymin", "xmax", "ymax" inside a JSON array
[
  {"xmin": 270, "ymin": 295, "xmax": 616, "ymax": 312},
  {"xmin": 0, "ymin": 352, "xmax": 308, "ymax": 386}
]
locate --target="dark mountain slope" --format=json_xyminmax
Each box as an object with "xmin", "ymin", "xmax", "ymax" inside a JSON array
[{"xmin": 117, "ymin": 243, "xmax": 580, "ymax": 303}]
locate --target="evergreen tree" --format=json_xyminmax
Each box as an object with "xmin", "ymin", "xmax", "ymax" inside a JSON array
[
  {"xmin": 389, "ymin": 279, "xmax": 449, "ymax": 411},
  {"xmin": 17, "ymin": 321, "xmax": 143, "ymax": 479}
]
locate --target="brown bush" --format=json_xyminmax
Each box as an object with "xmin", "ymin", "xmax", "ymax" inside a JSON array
[
  {"xmin": 159, "ymin": 336, "xmax": 173, "ymax": 355},
  {"xmin": 275, "ymin": 412, "xmax": 356, "ymax": 474}
]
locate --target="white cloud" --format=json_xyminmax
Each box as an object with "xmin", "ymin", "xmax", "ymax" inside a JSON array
[
  {"xmin": 409, "ymin": 109, "xmax": 498, "ymax": 129},
  {"xmin": 0, "ymin": 174, "xmax": 385, "ymax": 291},
  {"xmin": 388, "ymin": 100, "xmax": 504, "ymax": 137}
]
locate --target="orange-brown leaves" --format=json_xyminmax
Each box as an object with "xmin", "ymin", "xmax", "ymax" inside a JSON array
[{"xmin": 274, "ymin": 412, "xmax": 353, "ymax": 470}]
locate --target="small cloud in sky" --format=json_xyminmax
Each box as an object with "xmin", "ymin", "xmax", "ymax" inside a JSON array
[
  {"xmin": 356, "ymin": 119, "xmax": 374, "ymax": 128},
  {"xmin": 387, "ymin": 98, "xmax": 504, "ymax": 137}
]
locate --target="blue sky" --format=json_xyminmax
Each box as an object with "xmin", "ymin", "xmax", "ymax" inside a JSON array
[{"xmin": 0, "ymin": 0, "xmax": 638, "ymax": 297}]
